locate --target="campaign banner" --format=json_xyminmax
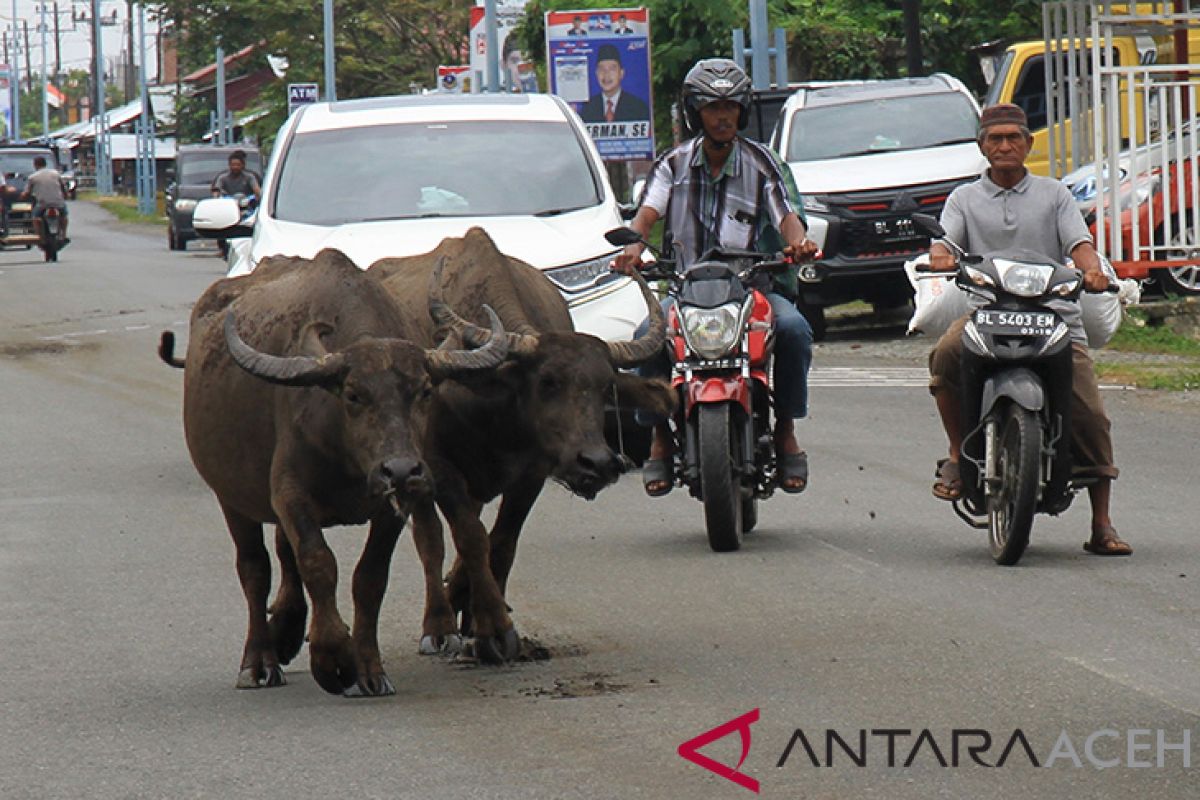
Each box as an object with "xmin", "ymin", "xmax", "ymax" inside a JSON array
[
  {"xmin": 0, "ymin": 64, "xmax": 11, "ymax": 139},
  {"xmin": 469, "ymin": 0, "xmax": 538, "ymax": 93},
  {"xmin": 437, "ymin": 65, "xmax": 472, "ymax": 94},
  {"xmin": 546, "ymin": 7, "xmax": 654, "ymax": 161}
]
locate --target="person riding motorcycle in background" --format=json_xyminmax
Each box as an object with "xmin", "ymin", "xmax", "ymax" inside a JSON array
[
  {"xmin": 210, "ymin": 149, "xmax": 262, "ymax": 205},
  {"xmin": 21, "ymin": 155, "xmax": 69, "ymax": 246},
  {"xmin": 926, "ymin": 103, "xmax": 1131, "ymax": 556},
  {"xmin": 614, "ymin": 58, "xmax": 819, "ymax": 496}
]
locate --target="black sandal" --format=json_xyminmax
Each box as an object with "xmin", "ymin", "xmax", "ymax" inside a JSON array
[
  {"xmin": 642, "ymin": 458, "xmax": 673, "ymax": 497},
  {"xmin": 778, "ymin": 451, "xmax": 808, "ymax": 494}
]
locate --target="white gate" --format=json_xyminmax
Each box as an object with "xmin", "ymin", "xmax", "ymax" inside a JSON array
[{"xmin": 1045, "ymin": 1, "xmax": 1200, "ymax": 287}]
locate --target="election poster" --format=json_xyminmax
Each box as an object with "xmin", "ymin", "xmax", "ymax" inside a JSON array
[
  {"xmin": 469, "ymin": 0, "xmax": 538, "ymax": 93},
  {"xmin": 0, "ymin": 64, "xmax": 11, "ymax": 140},
  {"xmin": 545, "ymin": 8, "xmax": 654, "ymax": 161},
  {"xmin": 437, "ymin": 65, "xmax": 472, "ymax": 94}
]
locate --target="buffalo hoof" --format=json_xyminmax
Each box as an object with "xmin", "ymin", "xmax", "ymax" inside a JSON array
[
  {"xmin": 236, "ymin": 664, "xmax": 286, "ymax": 689},
  {"xmin": 310, "ymin": 647, "xmax": 358, "ymax": 695},
  {"xmin": 269, "ymin": 605, "xmax": 308, "ymax": 666},
  {"xmin": 419, "ymin": 633, "xmax": 464, "ymax": 656},
  {"xmin": 474, "ymin": 627, "xmax": 520, "ymax": 665},
  {"xmin": 343, "ymin": 673, "xmax": 396, "ymax": 698}
]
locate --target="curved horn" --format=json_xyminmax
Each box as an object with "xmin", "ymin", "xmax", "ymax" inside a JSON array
[
  {"xmin": 428, "ymin": 257, "xmax": 539, "ymax": 356},
  {"xmin": 223, "ymin": 312, "xmax": 345, "ymax": 386},
  {"xmin": 425, "ymin": 305, "xmax": 510, "ymax": 376},
  {"xmin": 607, "ymin": 269, "xmax": 666, "ymax": 367}
]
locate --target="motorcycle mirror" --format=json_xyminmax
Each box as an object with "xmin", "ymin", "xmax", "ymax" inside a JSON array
[
  {"xmin": 604, "ymin": 227, "xmax": 644, "ymax": 247},
  {"xmin": 912, "ymin": 212, "xmax": 945, "ymax": 239}
]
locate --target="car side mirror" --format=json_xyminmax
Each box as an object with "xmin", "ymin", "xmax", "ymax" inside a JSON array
[{"xmin": 193, "ymin": 197, "xmax": 253, "ymax": 239}]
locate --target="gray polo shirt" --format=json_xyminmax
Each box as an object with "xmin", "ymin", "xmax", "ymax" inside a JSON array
[{"xmin": 940, "ymin": 170, "xmax": 1093, "ymax": 344}]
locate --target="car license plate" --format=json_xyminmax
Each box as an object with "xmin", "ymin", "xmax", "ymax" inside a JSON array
[
  {"xmin": 873, "ymin": 217, "xmax": 919, "ymax": 242},
  {"xmin": 974, "ymin": 309, "xmax": 1057, "ymax": 336}
]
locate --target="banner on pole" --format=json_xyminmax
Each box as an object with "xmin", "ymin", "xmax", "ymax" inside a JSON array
[
  {"xmin": 546, "ymin": 8, "xmax": 654, "ymax": 161},
  {"xmin": 469, "ymin": 1, "xmax": 538, "ymax": 93},
  {"xmin": 287, "ymin": 83, "xmax": 320, "ymax": 116},
  {"xmin": 0, "ymin": 64, "xmax": 11, "ymax": 139}
]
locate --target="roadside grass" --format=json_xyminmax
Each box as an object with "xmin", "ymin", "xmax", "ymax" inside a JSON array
[
  {"xmin": 80, "ymin": 190, "xmax": 166, "ymax": 226},
  {"xmin": 1098, "ymin": 308, "xmax": 1200, "ymax": 389}
]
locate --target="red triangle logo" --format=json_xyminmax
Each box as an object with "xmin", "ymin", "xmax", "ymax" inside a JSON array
[{"xmin": 677, "ymin": 708, "xmax": 760, "ymax": 793}]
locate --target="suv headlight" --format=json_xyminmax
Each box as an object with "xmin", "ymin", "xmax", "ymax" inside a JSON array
[
  {"xmin": 680, "ymin": 302, "xmax": 742, "ymax": 360},
  {"xmin": 994, "ymin": 258, "xmax": 1054, "ymax": 297},
  {"xmin": 174, "ymin": 198, "xmax": 198, "ymax": 212},
  {"xmin": 546, "ymin": 253, "xmax": 619, "ymax": 293},
  {"xmin": 803, "ymin": 195, "xmax": 829, "ymax": 214}
]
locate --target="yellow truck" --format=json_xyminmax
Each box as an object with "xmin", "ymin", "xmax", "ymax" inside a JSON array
[{"xmin": 984, "ymin": 27, "xmax": 1200, "ymax": 175}]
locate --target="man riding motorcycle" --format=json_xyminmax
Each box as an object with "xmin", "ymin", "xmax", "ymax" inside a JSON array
[
  {"xmin": 927, "ymin": 103, "xmax": 1131, "ymax": 557},
  {"xmin": 614, "ymin": 58, "xmax": 819, "ymax": 496},
  {"xmin": 21, "ymin": 155, "xmax": 69, "ymax": 246}
]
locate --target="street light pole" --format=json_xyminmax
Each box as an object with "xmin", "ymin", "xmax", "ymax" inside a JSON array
[
  {"xmin": 40, "ymin": 2, "xmax": 49, "ymax": 137},
  {"xmin": 11, "ymin": 0, "xmax": 20, "ymax": 139},
  {"xmin": 93, "ymin": 0, "xmax": 112, "ymax": 194},
  {"xmin": 323, "ymin": 0, "xmax": 335, "ymax": 101}
]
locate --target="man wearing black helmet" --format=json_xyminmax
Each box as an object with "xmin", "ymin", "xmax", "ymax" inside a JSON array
[{"xmin": 614, "ymin": 58, "xmax": 819, "ymax": 496}]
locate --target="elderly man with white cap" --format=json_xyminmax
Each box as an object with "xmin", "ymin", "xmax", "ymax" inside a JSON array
[{"xmin": 926, "ymin": 103, "xmax": 1131, "ymax": 556}]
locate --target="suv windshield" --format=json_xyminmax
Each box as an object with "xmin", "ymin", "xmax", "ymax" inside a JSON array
[
  {"xmin": 273, "ymin": 120, "xmax": 603, "ymax": 226},
  {"xmin": 785, "ymin": 92, "xmax": 979, "ymax": 162},
  {"xmin": 179, "ymin": 153, "xmax": 262, "ymax": 184}
]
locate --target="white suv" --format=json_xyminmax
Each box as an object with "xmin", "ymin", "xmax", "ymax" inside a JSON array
[
  {"xmin": 771, "ymin": 75, "xmax": 986, "ymax": 336},
  {"xmin": 197, "ymin": 93, "xmax": 645, "ymax": 341}
]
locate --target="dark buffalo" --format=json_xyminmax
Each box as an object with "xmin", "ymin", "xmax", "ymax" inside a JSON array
[
  {"xmin": 160, "ymin": 248, "xmax": 509, "ymax": 695},
  {"xmin": 368, "ymin": 228, "xmax": 674, "ymax": 655}
]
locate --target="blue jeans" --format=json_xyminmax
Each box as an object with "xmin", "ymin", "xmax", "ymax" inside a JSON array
[{"xmin": 634, "ymin": 293, "xmax": 813, "ymax": 425}]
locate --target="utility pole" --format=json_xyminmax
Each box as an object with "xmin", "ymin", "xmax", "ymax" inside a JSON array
[
  {"xmin": 902, "ymin": 0, "xmax": 924, "ymax": 77},
  {"xmin": 23, "ymin": 20, "xmax": 31, "ymax": 93},
  {"xmin": 484, "ymin": 0, "xmax": 498, "ymax": 92},
  {"xmin": 323, "ymin": 0, "xmax": 335, "ymax": 101},
  {"xmin": 40, "ymin": 3, "xmax": 48, "ymax": 136},
  {"xmin": 93, "ymin": 0, "xmax": 112, "ymax": 194},
  {"xmin": 11, "ymin": 0, "xmax": 21, "ymax": 139},
  {"xmin": 135, "ymin": 1, "xmax": 155, "ymax": 215},
  {"xmin": 53, "ymin": 1, "xmax": 60, "ymax": 77},
  {"xmin": 125, "ymin": 0, "xmax": 135, "ymax": 101}
]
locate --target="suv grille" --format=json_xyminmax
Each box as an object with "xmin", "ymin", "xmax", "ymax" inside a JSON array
[{"xmin": 820, "ymin": 177, "xmax": 976, "ymax": 261}]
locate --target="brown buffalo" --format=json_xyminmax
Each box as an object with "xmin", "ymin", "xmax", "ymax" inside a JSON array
[
  {"xmin": 367, "ymin": 228, "xmax": 674, "ymax": 658},
  {"xmin": 160, "ymin": 248, "xmax": 509, "ymax": 694}
]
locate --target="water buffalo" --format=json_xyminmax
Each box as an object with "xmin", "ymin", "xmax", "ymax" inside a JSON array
[
  {"xmin": 368, "ymin": 228, "xmax": 674, "ymax": 653},
  {"xmin": 161, "ymin": 248, "xmax": 509, "ymax": 695}
]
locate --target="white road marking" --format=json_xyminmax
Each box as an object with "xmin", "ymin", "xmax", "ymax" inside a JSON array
[{"xmin": 809, "ymin": 366, "xmax": 928, "ymax": 388}]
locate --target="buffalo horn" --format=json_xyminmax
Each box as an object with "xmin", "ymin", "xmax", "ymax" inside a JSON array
[
  {"xmin": 606, "ymin": 269, "xmax": 666, "ymax": 367},
  {"xmin": 428, "ymin": 257, "xmax": 538, "ymax": 356},
  {"xmin": 224, "ymin": 312, "xmax": 346, "ymax": 386},
  {"xmin": 425, "ymin": 305, "xmax": 510, "ymax": 376}
]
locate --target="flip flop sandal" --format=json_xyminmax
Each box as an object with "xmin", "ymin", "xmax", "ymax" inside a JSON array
[
  {"xmin": 1083, "ymin": 526, "xmax": 1133, "ymax": 556},
  {"xmin": 778, "ymin": 451, "xmax": 808, "ymax": 494},
  {"xmin": 642, "ymin": 458, "xmax": 673, "ymax": 497},
  {"xmin": 932, "ymin": 459, "xmax": 962, "ymax": 501}
]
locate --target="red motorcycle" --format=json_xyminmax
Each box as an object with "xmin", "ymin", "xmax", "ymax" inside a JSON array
[{"xmin": 607, "ymin": 227, "xmax": 798, "ymax": 552}]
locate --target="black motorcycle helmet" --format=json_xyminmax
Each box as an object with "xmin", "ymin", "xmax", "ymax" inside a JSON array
[{"xmin": 681, "ymin": 58, "xmax": 752, "ymax": 135}]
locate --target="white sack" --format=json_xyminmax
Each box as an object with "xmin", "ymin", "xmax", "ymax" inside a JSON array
[
  {"xmin": 905, "ymin": 254, "xmax": 970, "ymax": 337},
  {"xmin": 1079, "ymin": 256, "xmax": 1140, "ymax": 348}
]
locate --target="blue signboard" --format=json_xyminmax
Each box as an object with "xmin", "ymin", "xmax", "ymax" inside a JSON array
[{"xmin": 546, "ymin": 7, "xmax": 654, "ymax": 161}]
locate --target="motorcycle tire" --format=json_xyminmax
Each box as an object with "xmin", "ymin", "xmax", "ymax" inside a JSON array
[
  {"xmin": 742, "ymin": 496, "xmax": 758, "ymax": 534},
  {"xmin": 698, "ymin": 403, "xmax": 743, "ymax": 552},
  {"xmin": 988, "ymin": 403, "xmax": 1040, "ymax": 566}
]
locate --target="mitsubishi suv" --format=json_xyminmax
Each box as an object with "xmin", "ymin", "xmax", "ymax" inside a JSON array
[
  {"xmin": 198, "ymin": 93, "xmax": 645, "ymax": 342},
  {"xmin": 771, "ymin": 75, "xmax": 986, "ymax": 337}
]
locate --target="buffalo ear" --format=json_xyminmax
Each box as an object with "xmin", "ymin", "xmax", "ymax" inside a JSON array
[
  {"xmin": 299, "ymin": 322, "xmax": 336, "ymax": 358},
  {"xmin": 613, "ymin": 373, "xmax": 676, "ymax": 417}
]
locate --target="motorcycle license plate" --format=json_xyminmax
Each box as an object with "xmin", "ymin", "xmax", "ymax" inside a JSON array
[{"xmin": 973, "ymin": 309, "xmax": 1057, "ymax": 337}]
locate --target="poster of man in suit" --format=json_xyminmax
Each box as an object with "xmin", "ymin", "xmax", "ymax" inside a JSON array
[{"xmin": 545, "ymin": 8, "xmax": 655, "ymax": 162}]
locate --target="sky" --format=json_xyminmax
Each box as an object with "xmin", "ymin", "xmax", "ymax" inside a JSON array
[{"xmin": 0, "ymin": 0, "xmax": 161, "ymax": 83}]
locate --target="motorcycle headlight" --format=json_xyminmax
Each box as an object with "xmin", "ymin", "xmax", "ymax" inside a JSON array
[
  {"xmin": 545, "ymin": 252, "xmax": 620, "ymax": 293},
  {"xmin": 993, "ymin": 259, "xmax": 1054, "ymax": 297},
  {"xmin": 174, "ymin": 198, "xmax": 197, "ymax": 212},
  {"xmin": 681, "ymin": 302, "xmax": 742, "ymax": 360}
]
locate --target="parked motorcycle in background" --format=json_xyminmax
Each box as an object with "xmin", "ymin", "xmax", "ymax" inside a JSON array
[
  {"xmin": 606, "ymin": 227, "xmax": 807, "ymax": 553},
  {"xmin": 911, "ymin": 213, "xmax": 1119, "ymax": 565}
]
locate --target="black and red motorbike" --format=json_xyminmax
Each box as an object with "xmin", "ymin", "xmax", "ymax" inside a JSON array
[{"xmin": 607, "ymin": 227, "xmax": 805, "ymax": 552}]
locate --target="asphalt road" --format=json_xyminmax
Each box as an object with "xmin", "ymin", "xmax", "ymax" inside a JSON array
[{"xmin": 1, "ymin": 202, "xmax": 1197, "ymax": 800}]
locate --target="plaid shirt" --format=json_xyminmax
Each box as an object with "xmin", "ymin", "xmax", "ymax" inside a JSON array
[{"xmin": 640, "ymin": 135, "xmax": 805, "ymax": 290}]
